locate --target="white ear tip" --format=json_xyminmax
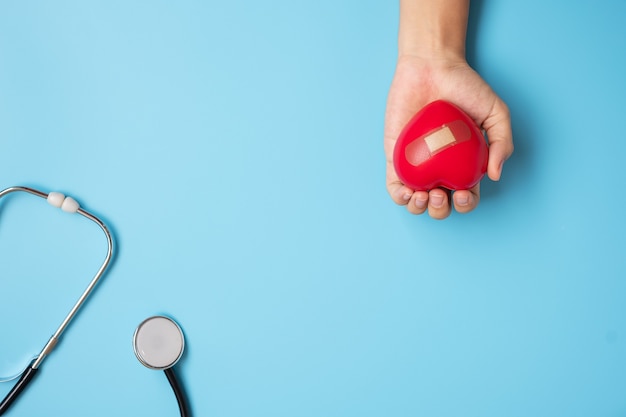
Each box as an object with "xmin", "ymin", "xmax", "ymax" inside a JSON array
[
  {"xmin": 47, "ymin": 192, "xmax": 65, "ymax": 208},
  {"xmin": 61, "ymin": 197, "xmax": 80, "ymax": 213}
]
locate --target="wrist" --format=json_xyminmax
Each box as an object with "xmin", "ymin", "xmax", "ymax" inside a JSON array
[
  {"xmin": 398, "ymin": 0, "xmax": 469, "ymax": 62},
  {"xmin": 396, "ymin": 52, "xmax": 467, "ymax": 71},
  {"xmin": 398, "ymin": 48, "xmax": 466, "ymax": 65}
]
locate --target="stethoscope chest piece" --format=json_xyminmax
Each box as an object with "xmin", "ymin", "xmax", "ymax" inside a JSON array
[
  {"xmin": 133, "ymin": 315, "xmax": 190, "ymax": 416},
  {"xmin": 133, "ymin": 316, "xmax": 185, "ymax": 370}
]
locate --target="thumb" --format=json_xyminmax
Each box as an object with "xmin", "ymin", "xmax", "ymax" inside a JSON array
[{"xmin": 482, "ymin": 98, "xmax": 514, "ymax": 181}]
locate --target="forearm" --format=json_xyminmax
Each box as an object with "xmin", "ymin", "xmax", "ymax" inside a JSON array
[{"xmin": 398, "ymin": 0, "xmax": 469, "ymax": 61}]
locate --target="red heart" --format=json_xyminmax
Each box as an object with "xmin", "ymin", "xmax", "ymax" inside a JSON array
[{"xmin": 393, "ymin": 100, "xmax": 488, "ymax": 191}]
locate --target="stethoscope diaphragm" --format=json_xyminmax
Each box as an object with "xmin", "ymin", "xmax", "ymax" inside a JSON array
[{"xmin": 133, "ymin": 316, "xmax": 185, "ymax": 370}]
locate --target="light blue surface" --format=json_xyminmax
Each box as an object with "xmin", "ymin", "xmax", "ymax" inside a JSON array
[{"xmin": 1, "ymin": 1, "xmax": 625, "ymax": 416}]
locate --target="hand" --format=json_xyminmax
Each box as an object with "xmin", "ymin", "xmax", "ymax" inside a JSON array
[{"xmin": 384, "ymin": 54, "xmax": 514, "ymax": 219}]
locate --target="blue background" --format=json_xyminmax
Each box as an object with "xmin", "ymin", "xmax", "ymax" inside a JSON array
[{"xmin": 1, "ymin": 1, "xmax": 625, "ymax": 416}]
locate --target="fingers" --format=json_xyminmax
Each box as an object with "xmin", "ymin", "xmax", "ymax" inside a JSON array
[
  {"xmin": 452, "ymin": 184, "xmax": 480, "ymax": 214},
  {"xmin": 388, "ymin": 181, "xmax": 413, "ymax": 205},
  {"xmin": 403, "ymin": 186, "xmax": 480, "ymax": 218},
  {"xmin": 427, "ymin": 188, "xmax": 452, "ymax": 220},
  {"xmin": 407, "ymin": 191, "xmax": 429, "ymax": 215},
  {"xmin": 387, "ymin": 150, "xmax": 455, "ymax": 219},
  {"xmin": 406, "ymin": 189, "xmax": 451, "ymax": 219},
  {"xmin": 386, "ymin": 163, "xmax": 415, "ymax": 205},
  {"xmin": 483, "ymin": 98, "xmax": 514, "ymax": 181}
]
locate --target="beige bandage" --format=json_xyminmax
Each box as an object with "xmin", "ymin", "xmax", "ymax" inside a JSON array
[{"xmin": 424, "ymin": 126, "xmax": 457, "ymax": 153}]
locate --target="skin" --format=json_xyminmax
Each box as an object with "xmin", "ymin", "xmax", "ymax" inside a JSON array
[{"xmin": 385, "ymin": 0, "xmax": 514, "ymax": 219}]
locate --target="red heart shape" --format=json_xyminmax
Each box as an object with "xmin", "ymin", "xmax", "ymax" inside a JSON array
[{"xmin": 393, "ymin": 100, "xmax": 488, "ymax": 191}]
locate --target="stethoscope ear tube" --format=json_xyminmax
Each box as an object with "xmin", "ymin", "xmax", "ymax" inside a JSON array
[
  {"xmin": 0, "ymin": 364, "xmax": 38, "ymax": 415},
  {"xmin": 0, "ymin": 186, "xmax": 114, "ymax": 416}
]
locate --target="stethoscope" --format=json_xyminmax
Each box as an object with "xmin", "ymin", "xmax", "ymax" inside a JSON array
[
  {"xmin": 134, "ymin": 316, "xmax": 189, "ymax": 417},
  {"xmin": 0, "ymin": 186, "xmax": 190, "ymax": 416}
]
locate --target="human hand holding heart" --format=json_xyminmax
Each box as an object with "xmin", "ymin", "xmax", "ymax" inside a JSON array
[
  {"xmin": 384, "ymin": 56, "xmax": 514, "ymax": 219},
  {"xmin": 385, "ymin": 0, "xmax": 514, "ymax": 219}
]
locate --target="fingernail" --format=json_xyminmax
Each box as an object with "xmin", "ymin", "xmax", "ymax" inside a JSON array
[
  {"xmin": 430, "ymin": 194, "xmax": 444, "ymax": 208},
  {"xmin": 496, "ymin": 160, "xmax": 504, "ymax": 180},
  {"xmin": 456, "ymin": 195, "xmax": 469, "ymax": 206},
  {"xmin": 396, "ymin": 190, "xmax": 411, "ymax": 202},
  {"xmin": 415, "ymin": 195, "xmax": 428, "ymax": 209}
]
